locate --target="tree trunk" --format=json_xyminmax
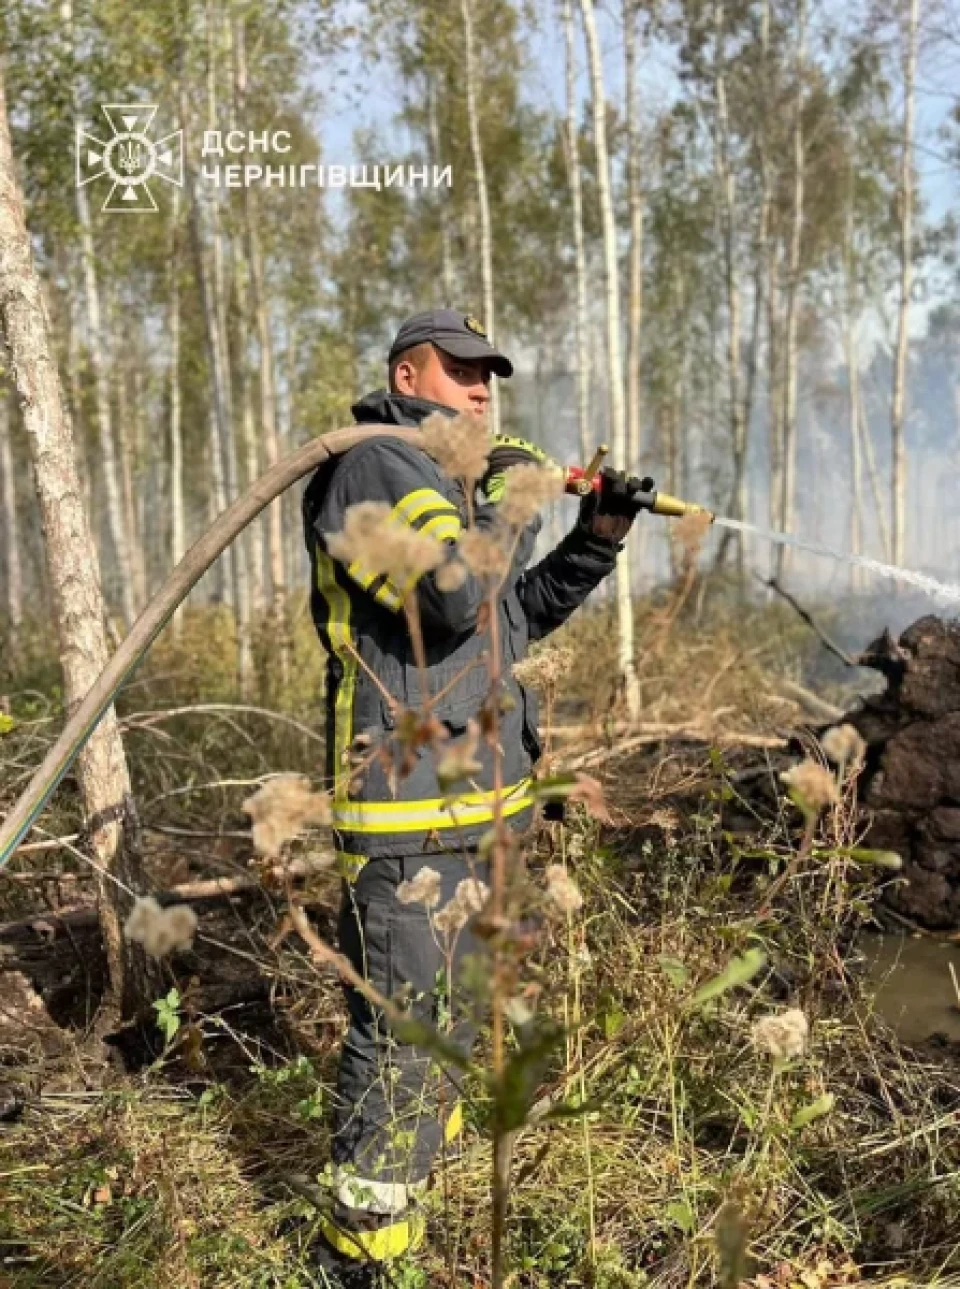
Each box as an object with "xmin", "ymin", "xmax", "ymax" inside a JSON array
[
  {"xmin": 580, "ymin": 0, "xmax": 639, "ymax": 719},
  {"xmin": 775, "ymin": 0, "xmax": 805, "ymax": 579},
  {"xmin": 710, "ymin": 0, "xmax": 747, "ymax": 576},
  {"xmin": 428, "ymin": 77, "xmax": 456, "ymax": 306},
  {"xmin": 0, "ymin": 65, "xmax": 159, "ymax": 1022},
  {"xmin": 624, "ymin": 0, "xmax": 643, "ymax": 474},
  {"xmin": 891, "ymin": 0, "xmax": 920, "ymax": 567},
  {"xmin": 114, "ymin": 339, "xmax": 147, "ymax": 612},
  {"xmin": 0, "ymin": 386, "xmax": 23, "ymax": 632},
  {"xmin": 169, "ymin": 183, "xmax": 186, "ymax": 640},
  {"xmin": 235, "ymin": 16, "xmax": 287, "ymax": 659},
  {"xmin": 461, "ymin": 0, "xmax": 499, "ymax": 436},
  {"xmin": 561, "ymin": 0, "xmax": 591, "ymax": 467}
]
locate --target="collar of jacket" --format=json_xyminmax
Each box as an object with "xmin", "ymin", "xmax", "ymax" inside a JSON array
[{"xmin": 351, "ymin": 390, "xmax": 459, "ymax": 428}]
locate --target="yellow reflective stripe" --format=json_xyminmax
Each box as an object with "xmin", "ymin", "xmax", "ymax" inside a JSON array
[
  {"xmin": 336, "ymin": 850, "xmax": 369, "ymax": 882},
  {"xmin": 393, "ymin": 487, "xmax": 457, "ymax": 527},
  {"xmin": 444, "ymin": 1100, "xmax": 463, "ymax": 1144},
  {"xmin": 373, "ymin": 580, "xmax": 403, "ymax": 611},
  {"xmin": 318, "ymin": 1212, "xmax": 424, "ymax": 1263},
  {"xmin": 332, "ymin": 779, "xmax": 533, "ymax": 834},
  {"xmin": 315, "ymin": 550, "xmax": 356, "ymax": 802},
  {"xmin": 420, "ymin": 513, "xmax": 461, "ymax": 542}
]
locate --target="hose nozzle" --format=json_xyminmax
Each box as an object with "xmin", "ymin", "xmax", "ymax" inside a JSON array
[{"xmin": 650, "ymin": 492, "xmax": 715, "ymax": 521}]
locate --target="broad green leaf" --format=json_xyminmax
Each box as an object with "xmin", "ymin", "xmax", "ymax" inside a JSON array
[
  {"xmin": 689, "ymin": 948, "xmax": 767, "ymax": 1008},
  {"xmin": 790, "ymin": 1092, "xmax": 835, "ymax": 1130}
]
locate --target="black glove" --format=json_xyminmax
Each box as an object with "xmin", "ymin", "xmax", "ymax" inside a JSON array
[
  {"xmin": 481, "ymin": 435, "xmax": 552, "ymax": 502},
  {"xmin": 579, "ymin": 467, "xmax": 656, "ymax": 526}
]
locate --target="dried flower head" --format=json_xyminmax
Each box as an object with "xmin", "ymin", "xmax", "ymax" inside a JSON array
[
  {"xmin": 327, "ymin": 501, "xmax": 445, "ymax": 592},
  {"xmin": 436, "ymin": 719, "xmax": 483, "ymax": 790},
  {"xmin": 458, "ymin": 527, "xmax": 510, "ymax": 580},
  {"xmin": 780, "ymin": 759, "xmax": 840, "ymax": 813},
  {"xmin": 242, "ymin": 775, "xmax": 332, "ymax": 857},
  {"xmin": 124, "ymin": 896, "xmax": 198, "ymax": 959},
  {"xmin": 396, "ymin": 866, "xmax": 443, "ymax": 910},
  {"xmin": 498, "ymin": 463, "xmax": 564, "ymax": 529},
  {"xmin": 544, "ymin": 864, "xmax": 583, "ymax": 914},
  {"xmin": 433, "ymin": 896, "xmax": 471, "ymax": 937},
  {"xmin": 751, "ymin": 1008, "xmax": 809, "ymax": 1060},
  {"xmin": 672, "ymin": 510, "xmax": 713, "ymax": 558},
  {"xmin": 419, "ymin": 411, "xmax": 492, "ymax": 486},
  {"xmin": 454, "ymin": 876, "xmax": 490, "ymax": 916},
  {"xmin": 511, "ymin": 645, "xmax": 575, "ymax": 692},
  {"xmin": 820, "ymin": 723, "xmax": 866, "ymax": 768},
  {"xmin": 435, "ymin": 557, "xmax": 468, "ymax": 593}
]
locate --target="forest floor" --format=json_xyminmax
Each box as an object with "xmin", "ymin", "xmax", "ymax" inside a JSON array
[{"xmin": 1, "ymin": 585, "xmax": 959, "ymax": 1288}]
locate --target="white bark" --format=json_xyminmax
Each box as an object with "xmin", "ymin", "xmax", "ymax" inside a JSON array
[
  {"xmin": 562, "ymin": 0, "xmax": 591, "ymax": 465},
  {"xmin": 235, "ymin": 15, "xmax": 286, "ymax": 630},
  {"xmin": 624, "ymin": 0, "xmax": 643, "ymax": 473},
  {"xmin": 775, "ymin": 0, "xmax": 805, "ymax": 579},
  {"xmin": 0, "ymin": 64, "xmax": 158, "ymax": 1018},
  {"xmin": 891, "ymin": 0, "xmax": 920, "ymax": 567},
  {"xmin": 579, "ymin": 0, "xmax": 639, "ymax": 719},
  {"xmin": 461, "ymin": 0, "xmax": 499, "ymax": 436},
  {"xmin": 168, "ymin": 183, "xmax": 185, "ymax": 639},
  {"xmin": 0, "ymin": 388, "xmax": 23, "ymax": 629}
]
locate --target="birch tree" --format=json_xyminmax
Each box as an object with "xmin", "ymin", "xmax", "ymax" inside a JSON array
[
  {"xmin": 624, "ymin": 0, "xmax": 644, "ymax": 474},
  {"xmin": 891, "ymin": 0, "xmax": 920, "ymax": 567},
  {"xmin": 580, "ymin": 0, "xmax": 640, "ymax": 719},
  {"xmin": 168, "ymin": 183, "xmax": 185, "ymax": 639},
  {"xmin": 0, "ymin": 65, "xmax": 158, "ymax": 1021},
  {"xmin": 461, "ymin": 0, "xmax": 500, "ymax": 435},
  {"xmin": 0, "ymin": 384, "xmax": 23, "ymax": 634},
  {"xmin": 562, "ymin": 0, "xmax": 591, "ymax": 465}
]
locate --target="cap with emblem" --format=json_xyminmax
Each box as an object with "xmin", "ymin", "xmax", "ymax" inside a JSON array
[{"xmin": 388, "ymin": 308, "xmax": 513, "ymax": 379}]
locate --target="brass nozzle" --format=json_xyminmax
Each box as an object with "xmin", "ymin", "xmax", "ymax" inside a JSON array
[
  {"xmin": 583, "ymin": 443, "xmax": 609, "ymax": 483},
  {"xmin": 651, "ymin": 492, "xmax": 715, "ymax": 520}
]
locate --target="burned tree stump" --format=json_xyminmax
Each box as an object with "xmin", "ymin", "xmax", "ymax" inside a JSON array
[{"xmin": 849, "ymin": 615, "xmax": 960, "ymax": 930}]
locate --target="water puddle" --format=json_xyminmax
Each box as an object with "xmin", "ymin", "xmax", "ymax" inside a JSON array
[{"xmin": 859, "ymin": 933, "xmax": 960, "ymax": 1045}]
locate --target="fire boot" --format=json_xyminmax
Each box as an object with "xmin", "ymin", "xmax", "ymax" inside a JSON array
[{"xmin": 310, "ymin": 1233, "xmax": 383, "ymax": 1288}]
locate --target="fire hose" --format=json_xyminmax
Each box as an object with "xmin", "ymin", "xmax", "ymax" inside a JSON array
[{"xmin": 0, "ymin": 426, "xmax": 712, "ymax": 868}]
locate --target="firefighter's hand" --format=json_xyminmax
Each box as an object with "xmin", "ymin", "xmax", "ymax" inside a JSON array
[
  {"xmin": 481, "ymin": 435, "xmax": 553, "ymax": 503},
  {"xmin": 579, "ymin": 468, "xmax": 655, "ymax": 542}
]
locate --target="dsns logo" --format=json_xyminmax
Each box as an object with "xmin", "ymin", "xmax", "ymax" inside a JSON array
[{"xmin": 75, "ymin": 104, "xmax": 183, "ymax": 213}]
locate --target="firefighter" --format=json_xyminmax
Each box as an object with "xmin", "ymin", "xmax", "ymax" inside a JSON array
[{"xmin": 302, "ymin": 308, "xmax": 645, "ymax": 1285}]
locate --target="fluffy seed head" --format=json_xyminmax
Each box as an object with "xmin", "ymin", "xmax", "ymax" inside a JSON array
[
  {"xmin": 820, "ymin": 724, "xmax": 866, "ymax": 768},
  {"xmin": 454, "ymin": 876, "xmax": 490, "ymax": 916},
  {"xmin": 419, "ymin": 411, "xmax": 492, "ymax": 486},
  {"xmin": 396, "ymin": 866, "xmax": 443, "ymax": 910},
  {"xmin": 242, "ymin": 775, "xmax": 332, "ymax": 857},
  {"xmin": 124, "ymin": 897, "xmax": 198, "ymax": 959},
  {"xmin": 780, "ymin": 759, "xmax": 840, "ymax": 812},
  {"xmin": 544, "ymin": 864, "xmax": 583, "ymax": 914},
  {"xmin": 327, "ymin": 501, "xmax": 445, "ymax": 589},
  {"xmin": 498, "ymin": 463, "xmax": 564, "ymax": 529},
  {"xmin": 435, "ymin": 558, "xmax": 468, "ymax": 592},
  {"xmin": 511, "ymin": 645, "xmax": 575, "ymax": 692},
  {"xmin": 751, "ymin": 1008, "xmax": 809, "ymax": 1060},
  {"xmin": 458, "ymin": 527, "xmax": 510, "ymax": 580},
  {"xmin": 436, "ymin": 719, "xmax": 483, "ymax": 790}
]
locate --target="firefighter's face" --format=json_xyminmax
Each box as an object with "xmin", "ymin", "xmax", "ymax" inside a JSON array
[{"xmin": 396, "ymin": 345, "xmax": 492, "ymax": 420}]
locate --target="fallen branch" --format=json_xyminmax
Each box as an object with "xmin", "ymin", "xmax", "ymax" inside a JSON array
[
  {"xmin": 761, "ymin": 575, "xmax": 859, "ymax": 668},
  {"xmin": 563, "ymin": 726, "xmax": 786, "ymax": 771}
]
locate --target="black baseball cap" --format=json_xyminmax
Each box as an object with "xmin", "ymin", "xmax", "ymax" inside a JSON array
[{"xmin": 388, "ymin": 308, "xmax": 514, "ymax": 379}]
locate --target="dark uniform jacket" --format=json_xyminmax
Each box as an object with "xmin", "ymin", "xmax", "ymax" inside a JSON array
[{"xmin": 302, "ymin": 390, "xmax": 620, "ymax": 872}]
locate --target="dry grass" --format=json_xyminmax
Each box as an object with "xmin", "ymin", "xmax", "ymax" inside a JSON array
[{"xmin": 1, "ymin": 594, "xmax": 959, "ymax": 1287}]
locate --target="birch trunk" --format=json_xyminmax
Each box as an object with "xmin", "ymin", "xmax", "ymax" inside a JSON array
[
  {"xmin": 624, "ymin": 0, "xmax": 643, "ymax": 474},
  {"xmin": 775, "ymin": 0, "xmax": 805, "ymax": 579},
  {"xmin": 169, "ymin": 184, "xmax": 185, "ymax": 639},
  {"xmin": 562, "ymin": 0, "xmax": 591, "ymax": 466},
  {"xmin": 235, "ymin": 16, "xmax": 287, "ymax": 645},
  {"xmin": 461, "ymin": 0, "xmax": 499, "ymax": 436},
  {"xmin": 72, "ymin": 160, "xmax": 137, "ymax": 628},
  {"xmin": 114, "ymin": 351, "xmax": 146, "ymax": 612},
  {"xmin": 891, "ymin": 0, "xmax": 920, "ymax": 567},
  {"xmin": 428, "ymin": 78, "xmax": 455, "ymax": 306},
  {"xmin": 859, "ymin": 395, "xmax": 891, "ymax": 561},
  {"xmin": 580, "ymin": 0, "xmax": 639, "ymax": 719},
  {"xmin": 0, "ymin": 388, "xmax": 23, "ymax": 631},
  {"xmin": 711, "ymin": 0, "xmax": 747, "ymax": 575},
  {"xmin": 0, "ymin": 65, "xmax": 159, "ymax": 1021}
]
